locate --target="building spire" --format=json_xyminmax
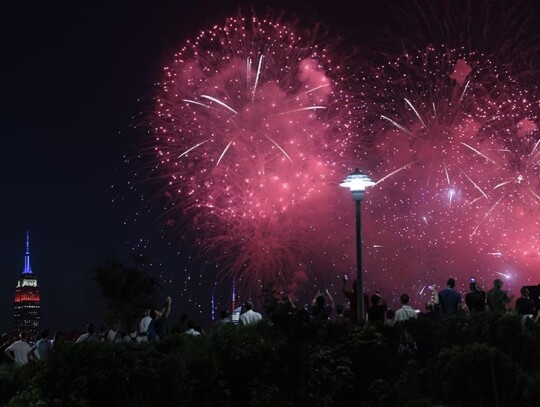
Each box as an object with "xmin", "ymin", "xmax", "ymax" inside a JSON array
[{"xmin": 23, "ymin": 230, "xmax": 32, "ymax": 275}]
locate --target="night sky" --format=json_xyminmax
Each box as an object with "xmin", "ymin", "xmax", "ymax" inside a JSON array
[
  {"xmin": 0, "ymin": 0, "xmax": 387, "ymax": 333},
  {"xmin": 3, "ymin": 0, "xmax": 540, "ymax": 333}
]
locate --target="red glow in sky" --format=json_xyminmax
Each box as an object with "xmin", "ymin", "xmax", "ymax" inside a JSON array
[{"xmin": 146, "ymin": 13, "xmax": 540, "ymax": 309}]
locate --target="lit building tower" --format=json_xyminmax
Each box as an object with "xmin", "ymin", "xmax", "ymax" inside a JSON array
[{"xmin": 13, "ymin": 230, "xmax": 40, "ymax": 337}]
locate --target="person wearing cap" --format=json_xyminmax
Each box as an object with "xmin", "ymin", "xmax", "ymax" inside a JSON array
[
  {"xmin": 487, "ymin": 279, "xmax": 510, "ymax": 314},
  {"xmin": 239, "ymin": 301, "xmax": 262, "ymax": 325}
]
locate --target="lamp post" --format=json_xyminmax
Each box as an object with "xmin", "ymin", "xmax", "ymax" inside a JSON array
[{"xmin": 340, "ymin": 168, "xmax": 375, "ymax": 324}]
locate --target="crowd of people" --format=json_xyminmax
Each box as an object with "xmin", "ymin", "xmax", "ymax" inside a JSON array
[
  {"xmin": 0, "ymin": 294, "xmax": 261, "ymax": 367},
  {"xmin": 372, "ymin": 277, "xmax": 539, "ymax": 325},
  {"xmin": 1, "ymin": 276, "xmax": 538, "ymax": 367},
  {"xmin": 256, "ymin": 276, "xmax": 540, "ymax": 328}
]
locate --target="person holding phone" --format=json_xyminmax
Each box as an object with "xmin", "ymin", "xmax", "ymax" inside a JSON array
[{"xmin": 310, "ymin": 289, "xmax": 334, "ymax": 321}]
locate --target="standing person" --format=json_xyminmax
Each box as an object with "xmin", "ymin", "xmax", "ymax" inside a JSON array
[
  {"xmin": 212, "ymin": 309, "xmax": 233, "ymax": 333},
  {"xmin": 137, "ymin": 309, "xmax": 152, "ymax": 342},
  {"xmin": 29, "ymin": 329, "xmax": 51, "ymax": 361},
  {"xmin": 426, "ymin": 285, "xmax": 440, "ymax": 316},
  {"xmin": 4, "ymin": 331, "xmax": 32, "ymax": 366},
  {"xmin": 342, "ymin": 277, "xmax": 369, "ymax": 323},
  {"xmin": 335, "ymin": 304, "xmax": 350, "ymax": 324},
  {"xmin": 487, "ymin": 279, "xmax": 511, "ymax": 314},
  {"xmin": 270, "ymin": 292, "xmax": 297, "ymax": 324},
  {"xmin": 395, "ymin": 294, "xmax": 418, "ymax": 322},
  {"xmin": 385, "ymin": 309, "xmax": 396, "ymax": 326},
  {"xmin": 176, "ymin": 313, "xmax": 190, "ymax": 334},
  {"xmin": 310, "ymin": 289, "xmax": 335, "ymax": 321},
  {"xmin": 106, "ymin": 322, "xmax": 121, "ymax": 343},
  {"xmin": 263, "ymin": 289, "xmax": 283, "ymax": 318},
  {"xmin": 394, "ymin": 294, "xmax": 418, "ymax": 354},
  {"xmin": 515, "ymin": 287, "xmax": 537, "ymax": 321},
  {"xmin": 75, "ymin": 323, "xmax": 101, "ymax": 343},
  {"xmin": 438, "ymin": 278, "xmax": 462, "ymax": 316},
  {"xmin": 367, "ymin": 292, "xmax": 388, "ymax": 324},
  {"xmin": 239, "ymin": 301, "xmax": 263, "ymax": 325},
  {"xmin": 465, "ymin": 281, "xmax": 486, "ymax": 314},
  {"xmin": 147, "ymin": 296, "xmax": 172, "ymax": 341}
]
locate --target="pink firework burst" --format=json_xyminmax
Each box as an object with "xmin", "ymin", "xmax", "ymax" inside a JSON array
[
  {"xmin": 151, "ymin": 14, "xmax": 362, "ymax": 296},
  {"xmin": 358, "ymin": 45, "xmax": 540, "ymax": 302},
  {"xmin": 464, "ymin": 116, "xmax": 540, "ymax": 267}
]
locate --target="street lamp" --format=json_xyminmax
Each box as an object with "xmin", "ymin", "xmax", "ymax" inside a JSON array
[{"xmin": 340, "ymin": 168, "xmax": 375, "ymax": 323}]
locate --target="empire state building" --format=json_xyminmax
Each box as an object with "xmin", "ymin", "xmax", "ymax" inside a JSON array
[{"xmin": 13, "ymin": 231, "xmax": 40, "ymax": 337}]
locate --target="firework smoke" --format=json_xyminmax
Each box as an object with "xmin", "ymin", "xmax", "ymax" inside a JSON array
[{"xmin": 151, "ymin": 15, "xmax": 362, "ymax": 297}]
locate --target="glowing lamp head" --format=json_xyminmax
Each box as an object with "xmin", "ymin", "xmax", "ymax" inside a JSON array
[{"xmin": 340, "ymin": 168, "xmax": 375, "ymax": 200}]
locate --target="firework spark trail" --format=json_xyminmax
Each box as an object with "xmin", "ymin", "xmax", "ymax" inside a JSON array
[
  {"xmin": 373, "ymin": 161, "xmax": 416, "ymax": 187},
  {"xmin": 469, "ymin": 132, "xmax": 540, "ymax": 252},
  {"xmin": 461, "ymin": 142, "xmax": 503, "ymax": 168},
  {"xmin": 457, "ymin": 166, "xmax": 488, "ymax": 199},
  {"xmin": 251, "ymin": 55, "xmax": 264, "ymax": 102},
  {"xmin": 380, "ymin": 115, "xmax": 412, "ymax": 134},
  {"xmin": 149, "ymin": 14, "xmax": 362, "ymax": 296},
  {"xmin": 404, "ymin": 98, "xmax": 427, "ymax": 129},
  {"xmin": 178, "ymin": 140, "xmax": 209, "ymax": 159},
  {"xmin": 471, "ymin": 194, "xmax": 506, "ymax": 237}
]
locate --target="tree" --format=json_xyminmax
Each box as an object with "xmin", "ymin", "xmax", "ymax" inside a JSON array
[{"xmin": 90, "ymin": 255, "xmax": 161, "ymax": 330}]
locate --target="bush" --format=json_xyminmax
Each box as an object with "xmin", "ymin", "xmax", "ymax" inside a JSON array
[
  {"xmin": 1, "ymin": 314, "xmax": 539, "ymax": 406},
  {"xmin": 435, "ymin": 343, "xmax": 522, "ymax": 407}
]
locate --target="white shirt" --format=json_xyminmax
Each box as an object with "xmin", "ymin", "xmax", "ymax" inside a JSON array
[
  {"xmin": 6, "ymin": 340, "xmax": 32, "ymax": 366},
  {"xmin": 106, "ymin": 330, "xmax": 119, "ymax": 343},
  {"xmin": 240, "ymin": 309, "xmax": 263, "ymax": 325},
  {"xmin": 75, "ymin": 333, "xmax": 100, "ymax": 343},
  {"xmin": 139, "ymin": 316, "xmax": 152, "ymax": 334},
  {"xmin": 184, "ymin": 328, "xmax": 201, "ymax": 336},
  {"xmin": 395, "ymin": 305, "xmax": 418, "ymax": 322}
]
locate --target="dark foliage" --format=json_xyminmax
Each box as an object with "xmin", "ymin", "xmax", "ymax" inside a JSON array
[
  {"xmin": 2, "ymin": 312, "xmax": 540, "ymax": 406},
  {"xmin": 90, "ymin": 256, "xmax": 161, "ymax": 330}
]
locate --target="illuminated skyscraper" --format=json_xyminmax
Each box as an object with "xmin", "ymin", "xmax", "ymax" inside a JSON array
[{"xmin": 13, "ymin": 231, "xmax": 40, "ymax": 337}]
